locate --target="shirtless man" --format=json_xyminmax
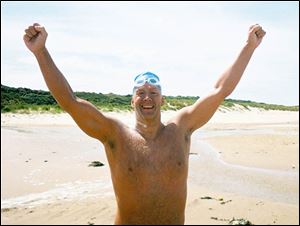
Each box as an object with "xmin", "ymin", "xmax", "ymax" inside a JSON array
[{"xmin": 23, "ymin": 23, "xmax": 265, "ymax": 225}]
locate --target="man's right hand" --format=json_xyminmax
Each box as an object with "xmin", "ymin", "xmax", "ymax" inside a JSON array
[{"xmin": 23, "ymin": 23, "xmax": 48, "ymax": 54}]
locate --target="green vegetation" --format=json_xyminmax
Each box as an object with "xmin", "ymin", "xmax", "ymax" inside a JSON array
[
  {"xmin": 1, "ymin": 84, "xmax": 298, "ymax": 113},
  {"xmin": 223, "ymin": 98, "xmax": 299, "ymax": 111}
]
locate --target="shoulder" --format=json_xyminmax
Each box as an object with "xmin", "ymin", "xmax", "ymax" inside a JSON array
[
  {"xmin": 165, "ymin": 108, "xmax": 192, "ymax": 131},
  {"xmin": 164, "ymin": 117, "xmax": 191, "ymax": 138}
]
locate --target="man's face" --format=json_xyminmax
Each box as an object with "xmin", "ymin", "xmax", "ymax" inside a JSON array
[{"xmin": 131, "ymin": 83, "xmax": 164, "ymax": 120}]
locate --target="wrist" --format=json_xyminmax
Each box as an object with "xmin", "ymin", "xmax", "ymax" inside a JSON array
[
  {"xmin": 33, "ymin": 47, "xmax": 48, "ymax": 58},
  {"xmin": 243, "ymin": 42, "xmax": 257, "ymax": 53}
]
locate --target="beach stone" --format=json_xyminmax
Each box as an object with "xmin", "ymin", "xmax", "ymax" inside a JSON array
[{"xmin": 229, "ymin": 217, "xmax": 253, "ymax": 225}]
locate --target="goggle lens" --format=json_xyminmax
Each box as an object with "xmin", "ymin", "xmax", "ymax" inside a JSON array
[{"xmin": 135, "ymin": 76, "xmax": 159, "ymax": 86}]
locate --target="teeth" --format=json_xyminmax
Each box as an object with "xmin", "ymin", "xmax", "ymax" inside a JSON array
[{"xmin": 143, "ymin": 106, "xmax": 154, "ymax": 109}]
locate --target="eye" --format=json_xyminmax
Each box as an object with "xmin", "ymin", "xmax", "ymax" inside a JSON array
[{"xmin": 137, "ymin": 90, "xmax": 145, "ymax": 95}]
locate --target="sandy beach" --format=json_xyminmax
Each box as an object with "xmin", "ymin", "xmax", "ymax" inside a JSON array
[{"xmin": 1, "ymin": 108, "xmax": 299, "ymax": 225}]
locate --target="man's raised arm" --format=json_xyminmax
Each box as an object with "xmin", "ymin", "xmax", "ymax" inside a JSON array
[
  {"xmin": 175, "ymin": 24, "xmax": 266, "ymax": 133},
  {"xmin": 23, "ymin": 23, "xmax": 117, "ymax": 143}
]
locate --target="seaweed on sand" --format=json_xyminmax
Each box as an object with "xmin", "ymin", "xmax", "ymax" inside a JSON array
[{"xmin": 88, "ymin": 161, "xmax": 104, "ymax": 167}]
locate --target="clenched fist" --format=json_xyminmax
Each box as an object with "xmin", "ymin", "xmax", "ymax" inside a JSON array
[
  {"xmin": 247, "ymin": 24, "xmax": 266, "ymax": 49},
  {"xmin": 23, "ymin": 23, "xmax": 48, "ymax": 54}
]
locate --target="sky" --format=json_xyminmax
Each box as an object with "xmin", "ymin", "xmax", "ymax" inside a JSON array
[{"xmin": 1, "ymin": 1, "xmax": 299, "ymax": 106}]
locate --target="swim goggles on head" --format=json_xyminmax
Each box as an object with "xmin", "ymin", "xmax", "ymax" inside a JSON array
[{"xmin": 133, "ymin": 72, "xmax": 161, "ymax": 91}]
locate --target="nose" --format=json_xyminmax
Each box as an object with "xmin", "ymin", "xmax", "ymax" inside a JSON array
[
  {"xmin": 143, "ymin": 92, "xmax": 153, "ymax": 101},
  {"xmin": 143, "ymin": 94, "xmax": 151, "ymax": 101}
]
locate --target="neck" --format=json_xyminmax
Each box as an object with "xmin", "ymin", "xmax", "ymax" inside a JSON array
[{"xmin": 135, "ymin": 117, "xmax": 164, "ymax": 140}]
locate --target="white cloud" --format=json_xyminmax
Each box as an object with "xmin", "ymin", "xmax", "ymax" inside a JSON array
[{"xmin": 1, "ymin": 2, "xmax": 299, "ymax": 105}]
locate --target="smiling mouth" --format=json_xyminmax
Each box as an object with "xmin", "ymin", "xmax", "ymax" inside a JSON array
[{"xmin": 141, "ymin": 105, "xmax": 154, "ymax": 110}]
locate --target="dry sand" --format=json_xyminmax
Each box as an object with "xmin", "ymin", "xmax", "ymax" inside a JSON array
[{"xmin": 1, "ymin": 108, "xmax": 299, "ymax": 225}]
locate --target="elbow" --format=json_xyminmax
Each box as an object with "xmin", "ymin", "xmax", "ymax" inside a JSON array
[
  {"xmin": 222, "ymin": 89, "xmax": 233, "ymax": 99},
  {"xmin": 56, "ymin": 96, "xmax": 77, "ymax": 112},
  {"xmin": 214, "ymin": 86, "xmax": 232, "ymax": 99}
]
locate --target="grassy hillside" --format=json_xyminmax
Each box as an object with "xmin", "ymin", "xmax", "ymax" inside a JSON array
[{"xmin": 1, "ymin": 84, "xmax": 298, "ymax": 113}]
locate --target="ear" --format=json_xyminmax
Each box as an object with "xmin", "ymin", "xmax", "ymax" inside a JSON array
[
  {"xmin": 161, "ymin": 96, "xmax": 165, "ymax": 106},
  {"xmin": 131, "ymin": 97, "xmax": 135, "ymax": 108}
]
